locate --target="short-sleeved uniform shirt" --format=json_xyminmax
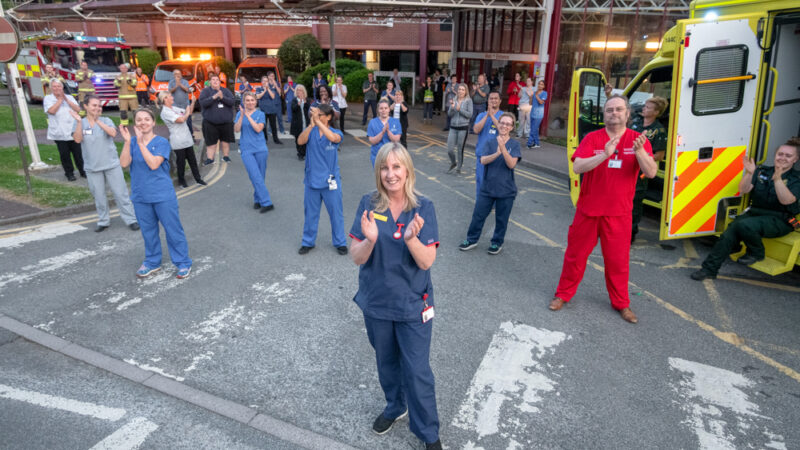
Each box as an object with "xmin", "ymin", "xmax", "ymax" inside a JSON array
[
  {"xmin": 572, "ymin": 128, "xmax": 653, "ymax": 216},
  {"xmin": 380, "ymin": 89, "xmax": 396, "ymax": 106},
  {"xmin": 235, "ymin": 109, "xmax": 268, "ymax": 154},
  {"xmin": 44, "ymin": 94, "xmax": 79, "ymax": 141},
  {"xmin": 349, "ymin": 193, "xmax": 440, "ymax": 322},
  {"xmin": 472, "ymin": 84, "xmax": 490, "ymax": 105},
  {"xmin": 367, "ymin": 117, "xmax": 402, "ymax": 164},
  {"xmin": 256, "ymin": 85, "xmax": 282, "ymax": 114},
  {"xmin": 168, "ymin": 79, "xmax": 191, "ymax": 108},
  {"xmin": 129, "ymin": 135, "xmax": 175, "ymax": 203},
  {"xmin": 160, "ymin": 106, "xmax": 194, "ymax": 149},
  {"xmin": 478, "ymin": 138, "xmax": 522, "ymax": 198},
  {"xmin": 284, "ymin": 82, "xmax": 295, "ymax": 103},
  {"xmin": 531, "ymin": 91, "xmax": 548, "ymax": 118},
  {"xmin": 76, "ymin": 117, "xmax": 119, "ymax": 172},
  {"xmin": 750, "ymin": 166, "xmax": 800, "ymax": 217},
  {"xmin": 305, "ymin": 126, "xmax": 343, "ymax": 189},
  {"xmin": 363, "ymin": 80, "xmax": 378, "ymax": 102}
]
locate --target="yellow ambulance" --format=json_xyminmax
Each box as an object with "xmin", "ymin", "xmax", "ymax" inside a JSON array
[{"xmin": 567, "ymin": 0, "xmax": 800, "ymax": 275}]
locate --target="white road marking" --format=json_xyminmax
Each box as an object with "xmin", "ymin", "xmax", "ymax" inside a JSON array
[
  {"xmin": 452, "ymin": 321, "xmax": 568, "ymax": 447},
  {"xmin": 116, "ymin": 297, "xmax": 142, "ymax": 311},
  {"xmin": 284, "ymin": 273, "xmax": 306, "ymax": 281},
  {"xmin": 669, "ymin": 357, "xmax": 787, "ymax": 450},
  {"xmin": 181, "ymin": 301, "xmax": 247, "ymax": 343},
  {"xmin": 0, "ymin": 222, "xmax": 85, "ymax": 251},
  {"xmin": 184, "ymin": 351, "xmax": 214, "ymax": 373},
  {"xmin": 0, "ymin": 244, "xmax": 116, "ymax": 290},
  {"xmin": 0, "ymin": 383, "xmax": 126, "ymax": 421},
  {"xmin": 123, "ymin": 358, "xmax": 185, "ymax": 382},
  {"xmin": 89, "ymin": 417, "xmax": 159, "ymax": 450}
]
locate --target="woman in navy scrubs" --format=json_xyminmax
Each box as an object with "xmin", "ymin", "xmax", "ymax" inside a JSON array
[
  {"xmin": 119, "ymin": 109, "xmax": 192, "ymax": 279},
  {"xmin": 348, "ymin": 142, "xmax": 442, "ymax": 450},
  {"xmin": 235, "ymin": 91, "xmax": 274, "ymax": 213}
]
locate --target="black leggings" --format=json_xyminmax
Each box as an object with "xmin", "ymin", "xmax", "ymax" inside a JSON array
[
  {"xmin": 55, "ymin": 140, "xmax": 84, "ymax": 177},
  {"xmin": 264, "ymin": 113, "xmax": 279, "ymax": 142},
  {"xmin": 338, "ymin": 107, "xmax": 347, "ymax": 132},
  {"xmin": 509, "ymin": 104, "xmax": 519, "ymax": 121},
  {"xmin": 174, "ymin": 146, "xmax": 201, "ymax": 183}
]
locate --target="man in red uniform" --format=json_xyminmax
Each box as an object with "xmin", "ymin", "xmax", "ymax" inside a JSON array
[{"xmin": 549, "ymin": 95, "xmax": 657, "ymax": 324}]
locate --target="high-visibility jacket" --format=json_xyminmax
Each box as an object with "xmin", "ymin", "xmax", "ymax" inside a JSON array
[
  {"xmin": 114, "ymin": 73, "xmax": 138, "ymax": 99},
  {"xmin": 135, "ymin": 74, "xmax": 150, "ymax": 92},
  {"xmin": 75, "ymin": 69, "xmax": 95, "ymax": 92},
  {"xmin": 41, "ymin": 73, "xmax": 66, "ymax": 96}
]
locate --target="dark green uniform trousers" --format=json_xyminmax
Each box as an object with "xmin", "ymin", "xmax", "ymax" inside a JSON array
[{"xmin": 701, "ymin": 210, "xmax": 792, "ymax": 275}]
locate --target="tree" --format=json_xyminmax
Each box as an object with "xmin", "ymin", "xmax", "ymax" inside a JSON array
[
  {"xmin": 278, "ymin": 34, "xmax": 324, "ymax": 75},
  {"xmin": 132, "ymin": 48, "xmax": 162, "ymax": 76}
]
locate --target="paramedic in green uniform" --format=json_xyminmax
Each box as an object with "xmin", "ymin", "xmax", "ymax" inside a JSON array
[
  {"xmin": 630, "ymin": 96, "xmax": 668, "ymax": 242},
  {"xmin": 691, "ymin": 138, "xmax": 800, "ymax": 280}
]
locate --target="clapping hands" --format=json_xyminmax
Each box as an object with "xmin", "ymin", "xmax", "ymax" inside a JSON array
[
  {"xmin": 361, "ymin": 210, "xmax": 378, "ymax": 243},
  {"xmin": 404, "ymin": 213, "xmax": 424, "ymax": 242}
]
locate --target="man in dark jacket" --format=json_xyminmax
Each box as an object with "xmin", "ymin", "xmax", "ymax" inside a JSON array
[{"xmin": 199, "ymin": 73, "xmax": 235, "ymax": 165}]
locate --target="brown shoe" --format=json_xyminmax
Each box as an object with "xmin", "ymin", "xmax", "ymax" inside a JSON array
[
  {"xmin": 549, "ymin": 297, "xmax": 566, "ymax": 311},
  {"xmin": 620, "ymin": 308, "xmax": 638, "ymax": 324}
]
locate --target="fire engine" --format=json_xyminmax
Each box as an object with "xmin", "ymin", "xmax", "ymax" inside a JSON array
[
  {"xmin": 567, "ymin": 0, "xmax": 800, "ymax": 276},
  {"xmin": 14, "ymin": 31, "xmax": 135, "ymax": 106}
]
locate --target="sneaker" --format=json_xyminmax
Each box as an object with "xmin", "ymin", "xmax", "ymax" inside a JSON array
[
  {"xmin": 203, "ymin": 158, "xmax": 214, "ymax": 166},
  {"xmin": 195, "ymin": 179, "xmax": 207, "ymax": 186},
  {"xmin": 176, "ymin": 266, "xmax": 191, "ymax": 279},
  {"xmin": 67, "ymin": 174, "xmax": 77, "ymax": 181},
  {"xmin": 527, "ymin": 144, "xmax": 535, "ymax": 149},
  {"xmin": 372, "ymin": 410, "xmax": 408, "ymax": 435},
  {"xmin": 136, "ymin": 265, "xmax": 160, "ymax": 278},
  {"xmin": 223, "ymin": 156, "xmax": 232, "ymax": 163},
  {"xmin": 298, "ymin": 246, "xmax": 314, "ymax": 255},
  {"xmin": 128, "ymin": 222, "xmax": 140, "ymax": 231},
  {"xmin": 690, "ymin": 269, "xmax": 716, "ymax": 280},
  {"xmin": 533, "ymin": 144, "xmax": 541, "ymax": 148},
  {"xmin": 426, "ymin": 440, "xmax": 443, "ymax": 450},
  {"xmin": 459, "ymin": 240, "xmax": 477, "ymax": 251},
  {"xmin": 488, "ymin": 244, "xmax": 503, "ymax": 255},
  {"xmin": 447, "ymin": 163, "xmax": 457, "ymax": 173},
  {"xmin": 94, "ymin": 224, "xmax": 109, "ymax": 233},
  {"xmin": 336, "ymin": 246, "xmax": 348, "ymax": 255},
  {"xmin": 736, "ymin": 254, "xmax": 761, "ymax": 266}
]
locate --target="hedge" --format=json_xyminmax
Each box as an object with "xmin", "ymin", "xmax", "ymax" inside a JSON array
[{"xmin": 132, "ymin": 48, "xmax": 162, "ymax": 76}]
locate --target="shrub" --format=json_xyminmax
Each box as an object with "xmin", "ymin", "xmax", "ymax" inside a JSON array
[
  {"xmin": 297, "ymin": 58, "xmax": 366, "ymax": 96},
  {"xmin": 343, "ymin": 68, "xmax": 371, "ymax": 103},
  {"xmin": 132, "ymin": 48, "xmax": 162, "ymax": 76},
  {"xmin": 278, "ymin": 34, "xmax": 324, "ymax": 75},
  {"xmin": 213, "ymin": 56, "xmax": 235, "ymax": 85}
]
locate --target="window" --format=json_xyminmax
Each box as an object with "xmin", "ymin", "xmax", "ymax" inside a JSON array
[{"xmin": 692, "ymin": 45, "xmax": 748, "ymax": 115}]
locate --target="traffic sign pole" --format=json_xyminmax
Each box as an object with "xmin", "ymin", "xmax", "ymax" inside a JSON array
[{"xmin": 6, "ymin": 65, "xmax": 32, "ymax": 195}]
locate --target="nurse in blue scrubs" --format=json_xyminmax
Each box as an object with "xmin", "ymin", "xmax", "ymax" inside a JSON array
[
  {"xmin": 472, "ymin": 92, "xmax": 504, "ymax": 197},
  {"xmin": 348, "ymin": 142, "xmax": 442, "ymax": 450},
  {"xmin": 235, "ymin": 92, "xmax": 274, "ymax": 213},
  {"xmin": 119, "ymin": 109, "xmax": 192, "ymax": 279},
  {"xmin": 367, "ymin": 99, "xmax": 402, "ymax": 167},
  {"xmin": 296, "ymin": 103, "xmax": 348, "ymax": 255}
]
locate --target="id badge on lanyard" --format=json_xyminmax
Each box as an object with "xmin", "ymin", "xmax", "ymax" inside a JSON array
[
  {"xmin": 421, "ymin": 293, "xmax": 434, "ymax": 323},
  {"xmin": 608, "ymin": 150, "xmax": 622, "ymax": 169}
]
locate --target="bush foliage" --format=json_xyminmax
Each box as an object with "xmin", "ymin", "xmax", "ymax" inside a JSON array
[
  {"xmin": 132, "ymin": 48, "xmax": 162, "ymax": 76},
  {"xmin": 297, "ymin": 59, "xmax": 366, "ymax": 95},
  {"xmin": 278, "ymin": 34, "xmax": 324, "ymax": 76}
]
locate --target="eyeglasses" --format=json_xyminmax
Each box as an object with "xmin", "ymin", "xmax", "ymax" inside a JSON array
[
  {"xmin": 499, "ymin": 122, "xmax": 514, "ymax": 127},
  {"xmin": 604, "ymin": 106, "xmax": 627, "ymax": 113}
]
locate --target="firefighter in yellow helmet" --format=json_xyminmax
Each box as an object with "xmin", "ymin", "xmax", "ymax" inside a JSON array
[{"xmin": 114, "ymin": 63, "xmax": 138, "ymax": 126}]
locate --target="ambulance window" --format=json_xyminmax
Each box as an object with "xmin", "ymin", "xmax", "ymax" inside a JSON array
[
  {"xmin": 692, "ymin": 45, "xmax": 748, "ymax": 116},
  {"xmin": 628, "ymin": 66, "xmax": 672, "ymax": 114}
]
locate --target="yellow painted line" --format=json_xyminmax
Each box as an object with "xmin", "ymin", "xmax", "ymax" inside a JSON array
[
  {"xmin": 745, "ymin": 339, "xmax": 800, "ymax": 358},
  {"xmin": 717, "ymin": 275, "xmax": 800, "ymax": 293},
  {"xmin": 683, "ymin": 239, "xmax": 699, "ymax": 259},
  {"xmin": 702, "ymin": 279, "xmax": 734, "ymax": 332},
  {"xmin": 530, "ymin": 212, "xmax": 544, "ymax": 216},
  {"xmin": 416, "ymin": 165, "xmax": 800, "ymax": 384},
  {"xmin": 0, "ymin": 160, "xmax": 227, "ymax": 237},
  {"xmin": 353, "ymin": 136, "xmax": 370, "ymax": 147}
]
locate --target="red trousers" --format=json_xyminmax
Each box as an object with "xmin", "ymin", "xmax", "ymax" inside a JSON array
[{"xmin": 555, "ymin": 209, "xmax": 631, "ymax": 310}]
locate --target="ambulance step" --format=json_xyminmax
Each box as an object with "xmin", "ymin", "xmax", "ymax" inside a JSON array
[{"xmin": 731, "ymin": 232, "xmax": 800, "ymax": 276}]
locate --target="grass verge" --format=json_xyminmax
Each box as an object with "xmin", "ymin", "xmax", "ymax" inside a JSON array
[{"xmin": 0, "ymin": 145, "xmax": 93, "ymax": 208}]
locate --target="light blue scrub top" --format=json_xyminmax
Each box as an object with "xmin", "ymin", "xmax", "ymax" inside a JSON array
[
  {"xmin": 235, "ymin": 109, "xmax": 268, "ymax": 154},
  {"xmin": 129, "ymin": 135, "xmax": 174, "ymax": 203},
  {"xmin": 304, "ymin": 126, "xmax": 343, "ymax": 189},
  {"xmin": 367, "ymin": 117, "xmax": 402, "ymax": 165}
]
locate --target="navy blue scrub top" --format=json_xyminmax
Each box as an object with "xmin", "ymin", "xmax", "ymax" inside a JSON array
[
  {"xmin": 349, "ymin": 192, "xmax": 440, "ymax": 322},
  {"xmin": 304, "ymin": 126, "xmax": 343, "ymax": 189},
  {"xmin": 256, "ymin": 85, "xmax": 282, "ymax": 114},
  {"xmin": 129, "ymin": 135, "xmax": 175, "ymax": 203},
  {"xmin": 235, "ymin": 109, "xmax": 268, "ymax": 154},
  {"xmin": 478, "ymin": 137, "xmax": 522, "ymax": 198}
]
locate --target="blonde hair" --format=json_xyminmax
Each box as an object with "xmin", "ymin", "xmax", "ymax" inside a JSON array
[
  {"xmin": 645, "ymin": 96, "xmax": 668, "ymax": 117},
  {"xmin": 295, "ymin": 84, "xmax": 307, "ymax": 98},
  {"xmin": 157, "ymin": 91, "xmax": 170, "ymax": 103},
  {"xmin": 241, "ymin": 91, "xmax": 257, "ymax": 102},
  {"xmin": 371, "ymin": 143, "xmax": 420, "ymax": 212}
]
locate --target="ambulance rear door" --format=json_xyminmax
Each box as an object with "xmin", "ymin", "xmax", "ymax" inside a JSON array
[
  {"xmin": 567, "ymin": 68, "xmax": 607, "ymax": 206},
  {"xmin": 660, "ymin": 13, "xmax": 766, "ymax": 240}
]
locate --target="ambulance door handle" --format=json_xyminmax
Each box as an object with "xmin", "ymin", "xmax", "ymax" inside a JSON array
[
  {"xmin": 757, "ymin": 119, "xmax": 770, "ymax": 165},
  {"xmin": 762, "ymin": 67, "xmax": 778, "ymax": 116}
]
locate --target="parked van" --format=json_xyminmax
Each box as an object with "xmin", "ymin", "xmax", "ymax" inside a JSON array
[
  {"xmin": 567, "ymin": 0, "xmax": 800, "ymax": 275},
  {"xmin": 234, "ymin": 56, "xmax": 282, "ymax": 98},
  {"xmin": 150, "ymin": 57, "xmax": 215, "ymax": 103}
]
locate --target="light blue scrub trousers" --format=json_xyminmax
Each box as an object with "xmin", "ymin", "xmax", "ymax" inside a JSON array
[
  {"xmin": 241, "ymin": 150, "xmax": 272, "ymax": 207},
  {"xmin": 302, "ymin": 184, "xmax": 346, "ymax": 248},
  {"xmin": 133, "ymin": 198, "xmax": 192, "ymax": 270}
]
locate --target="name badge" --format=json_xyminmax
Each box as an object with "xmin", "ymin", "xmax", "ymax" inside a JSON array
[
  {"xmin": 372, "ymin": 213, "xmax": 388, "ymax": 222},
  {"xmin": 83, "ymin": 128, "xmax": 93, "ymax": 135},
  {"xmin": 327, "ymin": 175, "xmax": 338, "ymax": 191},
  {"xmin": 489, "ymin": 128, "xmax": 497, "ymax": 135},
  {"xmin": 608, "ymin": 159, "xmax": 622, "ymax": 169},
  {"xmin": 218, "ymin": 103, "xmax": 224, "ymax": 108}
]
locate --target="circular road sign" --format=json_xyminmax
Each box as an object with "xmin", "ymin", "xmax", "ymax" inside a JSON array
[{"xmin": 0, "ymin": 17, "xmax": 20, "ymax": 63}]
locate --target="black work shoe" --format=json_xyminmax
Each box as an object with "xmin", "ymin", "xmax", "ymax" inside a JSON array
[
  {"xmin": 195, "ymin": 179, "xmax": 207, "ymax": 186},
  {"xmin": 336, "ymin": 246, "xmax": 348, "ymax": 255},
  {"xmin": 260, "ymin": 205, "xmax": 275, "ymax": 213},
  {"xmin": 690, "ymin": 269, "xmax": 716, "ymax": 281},
  {"xmin": 372, "ymin": 410, "xmax": 408, "ymax": 435},
  {"xmin": 426, "ymin": 440, "xmax": 443, "ymax": 450},
  {"xmin": 298, "ymin": 246, "xmax": 314, "ymax": 255},
  {"xmin": 67, "ymin": 174, "xmax": 77, "ymax": 181},
  {"xmin": 447, "ymin": 163, "xmax": 457, "ymax": 173},
  {"xmin": 253, "ymin": 202, "xmax": 261, "ymax": 210},
  {"xmin": 128, "ymin": 222, "xmax": 140, "ymax": 231},
  {"xmin": 179, "ymin": 181, "xmax": 188, "ymax": 188},
  {"xmin": 737, "ymin": 255, "xmax": 761, "ymax": 266},
  {"xmin": 94, "ymin": 224, "xmax": 108, "ymax": 233},
  {"xmin": 273, "ymin": 139, "xmax": 283, "ymax": 145}
]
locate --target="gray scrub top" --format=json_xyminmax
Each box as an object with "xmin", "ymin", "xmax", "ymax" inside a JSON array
[{"xmin": 76, "ymin": 117, "xmax": 120, "ymax": 172}]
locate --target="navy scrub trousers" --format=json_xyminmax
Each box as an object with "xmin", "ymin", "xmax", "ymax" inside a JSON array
[
  {"xmin": 364, "ymin": 315, "xmax": 439, "ymax": 443},
  {"xmin": 467, "ymin": 194, "xmax": 515, "ymax": 246},
  {"xmin": 302, "ymin": 184, "xmax": 346, "ymax": 247}
]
